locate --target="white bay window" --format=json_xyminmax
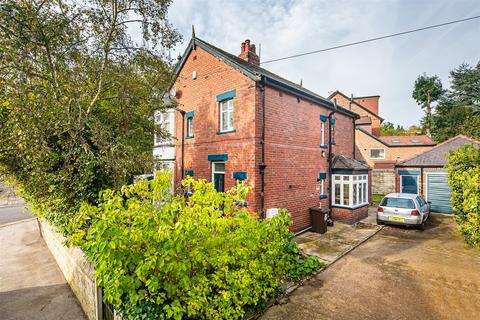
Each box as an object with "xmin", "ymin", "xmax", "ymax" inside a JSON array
[{"xmin": 333, "ymin": 174, "xmax": 368, "ymax": 207}]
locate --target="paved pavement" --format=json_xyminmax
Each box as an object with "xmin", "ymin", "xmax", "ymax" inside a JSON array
[
  {"xmin": 0, "ymin": 219, "xmax": 87, "ymax": 320},
  {"xmin": 262, "ymin": 214, "xmax": 480, "ymax": 320},
  {"xmin": 0, "ymin": 205, "xmax": 31, "ymax": 225}
]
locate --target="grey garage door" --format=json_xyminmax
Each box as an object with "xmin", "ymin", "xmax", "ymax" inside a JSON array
[{"xmin": 427, "ymin": 173, "xmax": 453, "ymax": 214}]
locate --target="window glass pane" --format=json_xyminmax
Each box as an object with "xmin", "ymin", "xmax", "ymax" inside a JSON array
[
  {"xmin": 221, "ymin": 111, "xmax": 228, "ymax": 131},
  {"xmin": 334, "ymin": 183, "xmax": 341, "ymax": 204},
  {"xmin": 360, "ymin": 184, "xmax": 363, "ymax": 204},
  {"xmin": 213, "ymin": 162, "xmax": 225, "ymax": 173},
  {"xmin": 334, "ymin": 176, "xmax": 341, "ymax": 181},
  {"xmin": 353, "ymin": 183, "xmax": 358, "ymax": 205},
  {"xmin": 187, "ymin": 118, "xmax": 193, "ymax": 136},
  {"xmin": 370, "ymin": 149, "xmax": 385, "ymax": 159},
  {"xmin": 380, "ymin": 197, "xmax": 415, "ymax": 209},
  {"xmin": 363, "ymin": 182, "xmax": 367, "ymax": 203},
  {"xmin": 343, "ymin": 183, "xmax": 350, "ymax": 205},
  {"xmin": 228, "ymin": 109, "xmax": 234, "ymax": 129},
  {"xmin": 343, "ymin": 176, "xmax": 350, "ymax": 181}
]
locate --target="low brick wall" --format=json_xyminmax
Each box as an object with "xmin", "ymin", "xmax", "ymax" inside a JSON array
[
  {"xmin": 372, "ymin": 168, "xmax": 395, "ymax": 195},
  {"xmin": 39, "ymin": 220, "xmax": 99, "ymax": 320},
  {"xmin": 332, "ymin": 205, "xmax": 368, "ymax": 224}
]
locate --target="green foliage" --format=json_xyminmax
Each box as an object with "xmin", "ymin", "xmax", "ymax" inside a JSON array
[
  {"xmin": 431, "ymin": 63, "xmax": 480, "ymax": 142},
  {"xmin": 68, "ymin": 173, "xmax": 321, "ymax": 319},
  {"xmin": 412, "ymin": 73, "xmax": 443, "ymax": 135},
  {"xmin": 0, "ymin": 1, "xmax": 180, "ymax": 230},
  {"xmin": 446, "ymin": 144, "xmax": 480, "ymax": 247},
  {"xmin": 372, "ymin": 194, "xmax": 385, "ymax": 205},
  {"xmin": 412, "ymin": 73, "xmax": 444, "ymax": 109}
]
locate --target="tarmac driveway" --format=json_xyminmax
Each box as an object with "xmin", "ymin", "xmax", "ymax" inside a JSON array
[{"xmin": 262, "ymin": 214, "xmax": 480, "ymax": 320}]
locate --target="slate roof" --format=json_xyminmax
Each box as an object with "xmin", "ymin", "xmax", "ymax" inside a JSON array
[
  {"xmin": 356, "ymin": 127, "xmax": 436, "ymax": 147},
  {"xmin": 397, "ymin": 135, "xmax": 480, "ymax": 167},
  {"xmin": 381, "ymin": 135, "xmax": 434, "ymax": 146},
  {"xmin": 332, "ymin": 155, "xmax": 369, "ymax": 171},
  {"xmin": 172, "ymin": 37, "xmax": 359, "ymax": 119}
]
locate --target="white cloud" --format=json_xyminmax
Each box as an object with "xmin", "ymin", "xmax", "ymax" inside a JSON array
[{"xmin": 166, "ymin": 0, "xmax": 480, "ymax": 127}]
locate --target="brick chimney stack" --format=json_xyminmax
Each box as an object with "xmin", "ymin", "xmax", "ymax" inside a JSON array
[{"xmin": 239, "ymin": 39, "xmax": 260, "ymax": 65}]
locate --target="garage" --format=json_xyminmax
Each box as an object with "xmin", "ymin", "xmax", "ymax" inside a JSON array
[
  {"xmin": 396, "ymin": 135, "xmax": 480, "ymax": 215},
  {"xmin": 426, "ymin": 172, "xmax": 453, "ymax": 214}
]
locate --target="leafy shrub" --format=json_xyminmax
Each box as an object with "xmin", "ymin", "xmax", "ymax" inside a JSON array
[
  {"xmin": 68, "ymin": 172, "xmax": 321, "ymax": 319},
  {"xmin": 446, "ymin": 144, "xmax": 480, "ymax": 246}
]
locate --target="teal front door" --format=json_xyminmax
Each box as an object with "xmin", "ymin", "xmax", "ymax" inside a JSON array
[{"xmin": 401, "ymin": 175, "xmax": 418, "ymax": 194}]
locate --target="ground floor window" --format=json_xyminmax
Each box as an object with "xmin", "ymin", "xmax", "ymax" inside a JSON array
[
  {"xmin": 332, "ymin": 174, "xmax": 368, "ymax": 207},
  {"xmin": 211, "ymin": 162, "xmax": 225, "ymax": 192}
]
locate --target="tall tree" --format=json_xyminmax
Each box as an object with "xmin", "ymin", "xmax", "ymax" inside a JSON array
[
  {"xmin": 412, "ymin": 73, "xmax": 444, "ymax": 136},
  {"xmin": 431, "ymin": 63, "xmax": 480, "ymax": 142},
  {"xmin": 0, "ymin": 0, "xmax": 181, "ymax": 229}
]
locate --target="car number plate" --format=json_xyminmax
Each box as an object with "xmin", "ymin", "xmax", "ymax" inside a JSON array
[{"xmin": 389, "ymin": 217, "xmax": 405, "ymax": 222}]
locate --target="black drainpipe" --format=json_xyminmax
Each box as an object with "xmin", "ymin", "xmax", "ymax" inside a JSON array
[
  {"xmin": 327, "ymin": 100, "xmax": 337, "ymax": 226},
  {"xmin": 259, "ymin": 77, "xmax": 266, "ymax": 219}
]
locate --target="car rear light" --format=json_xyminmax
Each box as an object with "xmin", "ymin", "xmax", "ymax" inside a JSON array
[
  {"xmin": 411, "ymin": 210, "xmax": 420, "ymax": 216},
  {"xmin": 377, "ymin": 207, "xmax": 384, "ymax": 213}
]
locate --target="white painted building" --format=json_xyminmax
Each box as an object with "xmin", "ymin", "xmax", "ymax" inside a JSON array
[{"xmin": 153, "ymin": 109, "xmax": 175, "ymax": 186}]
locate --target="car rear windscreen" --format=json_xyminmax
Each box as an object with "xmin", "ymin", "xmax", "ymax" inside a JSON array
[{"xmin": 380, "ymin": 197, "xmax": 415, "ymax": 209}]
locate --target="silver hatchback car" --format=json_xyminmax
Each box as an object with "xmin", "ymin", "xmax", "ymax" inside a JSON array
[{"xmin": 377, "ymin": 193, "xmax": 430, "ymax": 230}]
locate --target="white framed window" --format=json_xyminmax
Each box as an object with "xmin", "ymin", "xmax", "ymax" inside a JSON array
[
  {"xmin": 320, "ymin": 179, "xmax": 325, "ymax": 195},
  {"xmin": 370, "ymin": 148, "xmax": 385, "ymax": 159},
  {"xmin": 154, "ymin": 111, "xmax": 173, "ymax": 145},
  {"xmin": 220, "ymin": 99, "xmax": 234, "ymax": 132},
  {"xmin": 321, "ymin": 122, "xmax": 325, "ymax": 146},
  {"xmin": 332, "ymin": 174, "xmax": 368, "ymax": 207},
  {"xmin": 186, "ymin": 117, "xmax": 193, "ymax": 137}
]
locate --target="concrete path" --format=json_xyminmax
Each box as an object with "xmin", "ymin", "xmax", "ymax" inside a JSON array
[
  {"xmin": 0, "ymin": 205, "xmax": 31, "ymax": 225},
  {"xmin": 262, "ymin": 214, "xmax": 480, "ymax": 320},
  {"xmin": 0, "ymin": 219, "xmax": 87, "ymax": 320}
]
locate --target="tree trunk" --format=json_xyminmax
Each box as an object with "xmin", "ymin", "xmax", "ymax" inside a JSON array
[{"xmin": 426, "ymin": 93, "xmax": 431, "ymax": 137}]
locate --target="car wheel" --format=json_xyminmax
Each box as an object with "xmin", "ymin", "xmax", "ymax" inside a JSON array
[{"xmin": 418, "ymin": 220, "xmax": 426, "ymax": 231}]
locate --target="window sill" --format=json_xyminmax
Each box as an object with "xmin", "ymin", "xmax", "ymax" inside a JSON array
[
  {"xmin": 216, "ymin": 130, "xmax": 236, "ymax": 135},
  {"xmin": 332, "ymin": 203, "xmax": 369, "ymax": 209},
  {"xmin": 320, "ymin": 145, "xmax": 328, "ymax": 149},
  {"xmin": 320, "ymin": 195, "xmax": 328, "ymax": 199},
  {"xmin": 185, "ymin": 135, "xmax": 194, "ymax": 139}
]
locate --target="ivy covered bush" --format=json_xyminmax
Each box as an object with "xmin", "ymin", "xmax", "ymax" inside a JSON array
[
  {"xmin": 446, "ymin": 144, "xmax": 480, "ymax": 247},
  {"xmin": 68, "ymin": 172, "xmax": 322, "ymax": 319}
]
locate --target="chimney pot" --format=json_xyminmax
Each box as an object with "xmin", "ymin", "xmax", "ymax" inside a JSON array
[{"xmin": 239, "ymin": 39, "xmax": 260, "ymax": 66}]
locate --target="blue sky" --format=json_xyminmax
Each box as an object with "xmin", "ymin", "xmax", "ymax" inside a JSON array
[{"xmin": 166, "ymin": 0, "xmax": 480, "ymax": 127}]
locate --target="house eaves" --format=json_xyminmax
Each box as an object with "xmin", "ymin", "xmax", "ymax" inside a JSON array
[{"xmin": 171, "ymin": 37, "xmax": 359, "ymax": 119}]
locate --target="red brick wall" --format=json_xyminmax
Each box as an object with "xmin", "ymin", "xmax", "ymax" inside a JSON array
[
  {"xmin": 172, "ymin": 46, "xmax": 358, "ymax": 230},
  {"xmin": 263, "ymin": 86, "xmax": 355, "ymax": 231},
  {"xmin": 172, "ymin": 46, "xmax": 261, "ymax": 211},
  {"xmin": 353, "ymin": 97, "xmax": 379, "ymax": 115},
  {"xmin": 332, "ymin": 205, "xmax": 369, "ymax": 224}
]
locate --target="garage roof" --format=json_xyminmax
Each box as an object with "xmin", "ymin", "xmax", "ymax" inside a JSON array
[{"xmin": 397, "ymin": 135, "xmax": 480, "ymax": 167}]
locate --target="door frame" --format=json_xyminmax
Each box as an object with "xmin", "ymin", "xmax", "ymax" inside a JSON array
[{"xmin": 400, "ymin": 174, "xmax": 419, "ymax": 194}]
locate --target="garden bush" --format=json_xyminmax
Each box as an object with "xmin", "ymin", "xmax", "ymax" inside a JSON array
[
  {"xmin": 446, "ymin": 144, "xmax": 480, "ymax": 247},
  {"xmin": 68, "ymin": 172, "xmax": 322, "ymax": 319}
]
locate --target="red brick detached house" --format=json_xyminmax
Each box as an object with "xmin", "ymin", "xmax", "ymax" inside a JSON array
[{"xmin": 161, "ymin": 37, "xmax": 370, "ymax": 231}]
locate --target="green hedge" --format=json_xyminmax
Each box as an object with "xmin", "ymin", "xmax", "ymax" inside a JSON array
[
  {"xmin": 68, "ymin": 172, "xmax": 322, "ymax": 319},
  {"xmin": 446, "ymin": 144, "xmax": 480, "ymax": 247}
]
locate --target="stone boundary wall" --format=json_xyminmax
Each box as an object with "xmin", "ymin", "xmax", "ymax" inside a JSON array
[
  {"xmin": 39, "ymin": 220, "xmax": 100, "ymax": 320},
  {"xmin": 372, "ymin": 169, "xmax": 395, "ymax": 195}
]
